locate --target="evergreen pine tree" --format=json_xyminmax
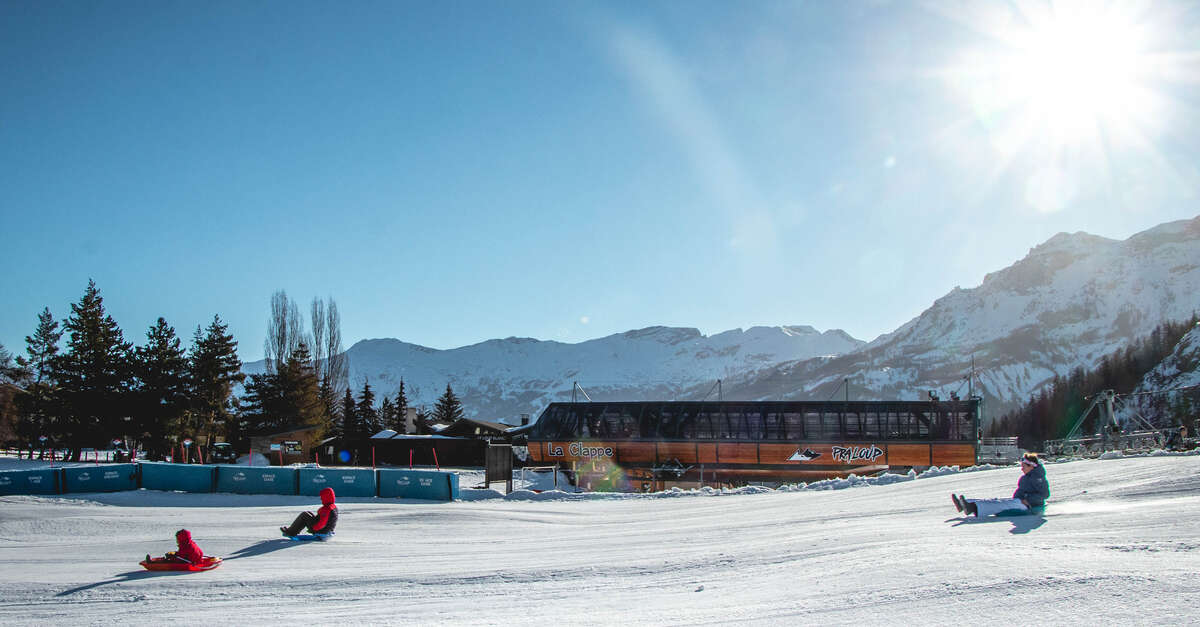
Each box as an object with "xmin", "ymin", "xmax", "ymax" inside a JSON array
[
  {"xmin": 380, "ymin": 396, "xmax": 394, "ymax": 431},
  {"xmin": 318, "ymin": 377, "xmax": 337, "ymax": 437},
  {"xmin": 52, "ymin": 280, "xmax": 133, "ymax": 459},
  {"xmin": 133, "ymin": 318, "xmax": 190, "ymax": 452},
  {"xmin": 239, "ymin": 344, "xmax": 323, "ymax": 437},
  {"xmin": 341, "ymin": 387, "xmax": 359, "ymax": 441},
  {"xmin": 279, "ymin": 343, "xmax": 324, "ymax": 431},
  {"xmin": 240, "ymin": 373, "xmax": 282, "ymax": 435},
  {"xmin": 433, "ymin": 383, "xmax": 464, "ymax": 425},
  {"xmin": 189, "ymin": 315, "xmax": 244, "ymax": 447},
  {"xmin": 357, "ymin": 380, "xmax": 378, "ymax": 435},
  {"xmin": 19, "ymin": 308, "xmax": 61, "ymax": 385},
  {"xmin": 415, "ymin": 405, "xmax": 432, "ymax": 434},
  {"xmin": 13, "ymin": 309, "xmax": 62, "ymax": 450},
  {"xmin": 394, "ymin": 379, "xmax": 409, "ymax": 432}
]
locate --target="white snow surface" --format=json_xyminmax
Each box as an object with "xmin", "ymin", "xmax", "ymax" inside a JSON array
[{"xmin": 2, "ymin": 454, "xmax": 1199, "ymax": 624}]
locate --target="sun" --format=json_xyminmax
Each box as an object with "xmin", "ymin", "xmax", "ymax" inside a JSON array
[
  {"xmin": 938, "ymin": 1, "xmax": 1181, "ymax": 211},
  {"xmin": 951, "ymin": 1, "xmax": 1163, "ymax": 146},
  {"xmin": 998, "ymin": 5, "xmax": 1153, "ymax": 138}
]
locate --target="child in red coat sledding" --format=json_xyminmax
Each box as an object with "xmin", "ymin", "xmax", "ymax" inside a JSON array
[{"xmin": 146, "ymin": 529, "xmax": 205, "ymax": 564}]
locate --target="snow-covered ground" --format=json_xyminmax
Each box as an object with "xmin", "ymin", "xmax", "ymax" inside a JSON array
[{"xmin": 1, "ymin": 454, "xmax": 1198, "ymax": 625}]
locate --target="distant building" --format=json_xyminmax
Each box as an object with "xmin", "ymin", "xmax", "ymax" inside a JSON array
[
  {"xmin": 436, "ymin": 417, "xmax": 512, "ymax": 440},
  {"xmin": 367, "ymin": 417, "xmax": 514, "ymax": 467},
  {"xmin": 249, "ymin": 425, "xmax": 324, "ymax": 465}
]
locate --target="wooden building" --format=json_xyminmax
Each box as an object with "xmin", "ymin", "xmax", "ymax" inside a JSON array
[{"xmin": 249, "ymin": 425, "xmax": 325, "ymax": 465}]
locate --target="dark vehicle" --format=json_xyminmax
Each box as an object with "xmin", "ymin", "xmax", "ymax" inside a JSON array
[{"xmin": 210, "ymin": 442, "xmax": 239, "ymax": 464}]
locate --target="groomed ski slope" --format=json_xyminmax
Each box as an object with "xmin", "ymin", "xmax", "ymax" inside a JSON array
[{"xmin": 1, "ymin": 454, "xmax": 1198, "ymax": 625}]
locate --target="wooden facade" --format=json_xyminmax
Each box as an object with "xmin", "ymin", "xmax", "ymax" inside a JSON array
[{"xmin": 517, "ymin": 400, "xmax": 980, "ymax": 491}]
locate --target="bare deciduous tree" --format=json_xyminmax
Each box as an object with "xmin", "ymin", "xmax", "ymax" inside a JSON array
[
  {"xmin": 325, "ymin": 300, "xmax": 348, "ymax": 397},
  {"xmin": 264, "ymin": 291, "xmax": 306, "ymax": 375},
  {"xmin": 310, "ymin": 297, "xmax": 327, "ymax": 383}
]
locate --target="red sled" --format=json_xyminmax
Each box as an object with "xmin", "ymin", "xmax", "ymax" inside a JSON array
[{"xmin": 139, "ymin": 555, "xmax": 223, "ymax": 572}]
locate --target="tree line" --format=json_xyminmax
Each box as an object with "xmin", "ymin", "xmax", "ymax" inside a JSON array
[
  {"xmin": 0, "ymin": 282, "xmax": 468, "ymax": 460},
  {"xmin": 988, "ymin": 314, "xmax": 1200, "ymax": 449}
]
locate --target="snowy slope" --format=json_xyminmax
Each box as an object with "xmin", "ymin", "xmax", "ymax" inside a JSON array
[
  {"xmin": 719, "ymin": 217, "xmax": 1200, "ymax": 417},
  {"xmin": 1, "ymin": 453, "xmax": 1198, "ymax": 624},
  {"xmin": 246, "ymin": 325, "xmax": 864, "ymax": 422}
]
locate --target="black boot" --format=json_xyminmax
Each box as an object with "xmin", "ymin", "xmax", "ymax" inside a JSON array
[
  {"xmin": 965, "ymin": 501, "xmax": 978, "ymax": 516},
  {"xmin": 951, "ymin": 494, "xmax": 963, "ymax": 512}
]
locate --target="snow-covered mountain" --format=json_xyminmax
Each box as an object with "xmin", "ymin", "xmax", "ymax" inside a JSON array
[
  {"xmin": 246, "ymin": 216, "xmax": 1200, "ymax": 424},
  {"xmin": 246, "ymin": 325, "xmax": 865, "ymax": 422},
  {"xmin": 712, "ymin": 216, "xmax": 1200, "ymax": 419}
]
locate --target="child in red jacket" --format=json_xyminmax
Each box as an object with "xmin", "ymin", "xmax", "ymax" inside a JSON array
[
  {"xmin": 281, "ymin": 487, "xmax": 338, "ymax": 537},
  {"xmin": 147, "ymin": 529, "xmax": 205, "ymax": 564}
]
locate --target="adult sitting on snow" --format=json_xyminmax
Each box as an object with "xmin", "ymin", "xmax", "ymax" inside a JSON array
[
  {"xmin": 952, "ymin": 453, "xmax": 1050, "ymax": 517},
  {"xmin": 281, "ymin": 487, "xmax": 338, "ymax": 537}
]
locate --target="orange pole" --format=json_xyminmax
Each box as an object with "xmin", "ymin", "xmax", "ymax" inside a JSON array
[{"xmin": 432, "ymin": 446, "xmax": 440, "ymax": 471}]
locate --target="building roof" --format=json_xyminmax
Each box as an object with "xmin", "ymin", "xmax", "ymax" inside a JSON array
[
  {"xmin": 251, "ymin": 425, "xmax": 323, "ymax": 439},
  {"xmin": 438, "ymin": 417, "xmax": 512, "ymax": 436}
]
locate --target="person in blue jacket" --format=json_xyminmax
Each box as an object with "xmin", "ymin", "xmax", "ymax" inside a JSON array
[{"xmin": 953, "ymin": 453, "xmax": 1050, "ymax": 517}]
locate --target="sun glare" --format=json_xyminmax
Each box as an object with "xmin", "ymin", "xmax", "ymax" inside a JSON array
[
  {"xmin": 941, "ymin": 1, "xmax": 1181, "ymax": 212},
  {"xmin": 947, "ymin": 2, "xmax": 1169, "ymax": 144},
  {"xmin": 1004, "ymin": 9, "xmax": 1150, "ymax": 135}
]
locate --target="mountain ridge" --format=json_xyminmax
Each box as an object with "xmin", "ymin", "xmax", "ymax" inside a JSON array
[{"xmin": 246, "ymin": 216, "xmax": 1200, "ymax": 424}]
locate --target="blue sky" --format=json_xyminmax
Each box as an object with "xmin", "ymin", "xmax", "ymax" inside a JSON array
[{"xmin": 2, "ymin": 0, "xmax": 1198, "ymax": 361}]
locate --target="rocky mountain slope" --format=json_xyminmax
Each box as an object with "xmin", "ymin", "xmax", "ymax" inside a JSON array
[
  {"xmin": 711, "ymin": 216, "xmax": 1200, "ymax": 419},
  {"xmin": 1118, "ymin": 322, "xmax": 1200, "ymax": 426}
]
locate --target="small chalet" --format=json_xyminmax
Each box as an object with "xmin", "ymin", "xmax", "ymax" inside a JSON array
[
  {"xmin": 435, "ymin": 417, "xmax": 513, "ymax": 441},
  {"xmin": 249, "ymin": 425, "xmax": 324, "ymax": 465}
]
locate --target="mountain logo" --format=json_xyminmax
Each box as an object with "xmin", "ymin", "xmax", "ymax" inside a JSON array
[{"xmin": 788, "ymin": 448, "xmax": 821, "ymax": 462}]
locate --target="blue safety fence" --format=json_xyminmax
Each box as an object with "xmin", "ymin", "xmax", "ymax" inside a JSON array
[
  {"xmin": 63, "ymin": 464, "xmax": 138, "ymax": 493},
  {"xmin": 0, "ymin": 463, "xmax": 461, "ymax": 501},
  {"xmin": 378, "ymin": 469, "xmax": 460, "ymax": 501},
  {"xmin": 299, "ymin": 467, "xmax": 377, "ymax": 498},
  {"xmin": 0, "ymin": 467, "xmax": 61, "ymax": 495},
  {"xmin": 140, "ymin": 461, "xmax": 216, "ymax": 493},
  {"xmin": 216, "ymin": 465, "xmax": 298, "ymax": 495}
]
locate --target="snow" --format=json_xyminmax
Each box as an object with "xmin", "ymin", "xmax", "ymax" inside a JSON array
[{"xmin": 2, "ymin": 454, "xmax": 1199, "ymax": 624}]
